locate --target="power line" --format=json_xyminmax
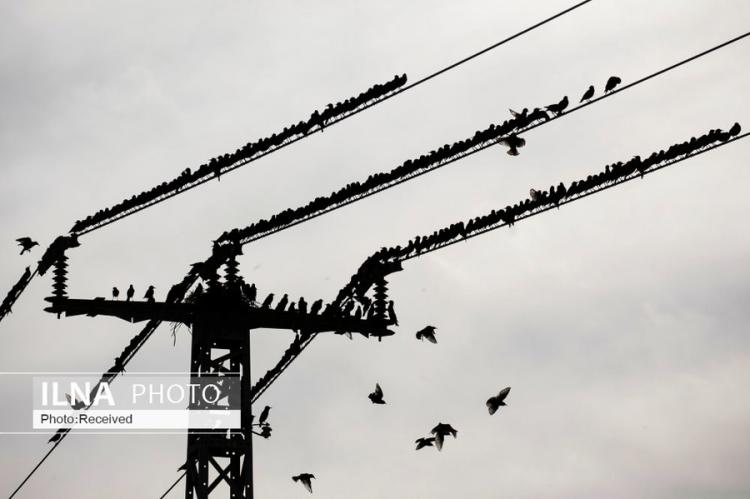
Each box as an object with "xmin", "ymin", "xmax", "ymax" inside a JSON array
[
  {"xmin": 0, "ymin": 0, "xmax": 594, "ymax": 332},
  {"xmin": 158, "ymin": 472, "xmax": 186, "ymax": 499},
  {"xmin": 9, "ymin": 29, "xmax": 748, "ymax": 499},
  {"xmin": 73, "ymin": 0, "xmax": 593, "ymax": 237},
  {"xmin": 248, "ymin": 130, "xmax": 749, "ymax": 416}
]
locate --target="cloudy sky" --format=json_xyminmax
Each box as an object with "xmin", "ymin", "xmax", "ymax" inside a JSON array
[{"xmin": 1, "ymin": 1, "xmax": 749, "ymax": 497}]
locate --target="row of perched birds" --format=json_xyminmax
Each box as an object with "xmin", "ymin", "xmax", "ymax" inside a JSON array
[
  {"xmin": 110, "ymin": 284, "xmax": 155, "ymax": 302},
  {"xmin": 367, "ymin": 123, "xmax": 742, "ymax": 268},
  {"xmin": 214, "ymin": 77, "xmax": 623, "ymax": 246},
  {"xmin": 291, "ymin": 325, "xmax": 511, "ymax": 493},
  {"xmin": 69, "ymin": 74, "xmax": 408, "ymax": 234},
  {"xmin": 330, "ymin": 122, "xmax": 742, "ymax": 311}
]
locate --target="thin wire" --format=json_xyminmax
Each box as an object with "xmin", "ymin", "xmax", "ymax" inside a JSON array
[{"xmin": 158, "ymin": 472, "xmax": 186, "ymax": 499}]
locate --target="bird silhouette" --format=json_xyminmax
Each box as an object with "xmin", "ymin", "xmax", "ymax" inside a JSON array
[
  {"xmin": 416, "ymin": 325, "xmax": 438, "ymax": 344},
  {"xmin": 275, "ymin": 294, "xmax": 289, "ymax": 312},
  {"xmin": 292, "ymin": 473, "xmax": 315, "ymax": 493},
  {"xmin": 530, "ymin": 189, "xmax": 541, "ymax": 201},
  {"xmin": 259, "ymin": 426, "xmax": 272, "ymax": 439},
  {"xmin": 144, "ymin": 285, "xmax": 155, "ymax": 302},
  {"xmin": 112, "ymin": 287, "xmax": 119, "ymax": 300},
  {"xmin": 605, "ymin": 76, "xmax": 622, "ymax": 93},
  {"xmin": 545, "ymin": 95, "xmax": 568, "ymax": 116},
  {"xmin": 48, "ymin": 429, "xmax": 66, "ymax": 443},
  {"xmin": 509, "ymin": 108, "xmax": 528, "ymax": 119},
  {"xmin": 126, "ymin": 284, "xmax": 135, "ymax": 302},
  {"xmin": 310, "ymin": 299, "xmax": 323, "ymax": 315},
  {"xmin": 65, "ymin": 393, "xmax": 86, "ymax": 411},
  {"xmin": 261, "ymin": 293, "xmax": 274, "ymax": 309},
  {"xmin": 431, "ymin": 423, "xmax": 458, "ymax": 451},
  {"xmin": 368, "ymin": 383, "xmax": 385, "ymax": 404},
  {"xmin": 244, "ymin": 283, "xmax": 257, "ymax": 303},
  {"xmin": 387, "ymin": 300, "xmax": 398, "ymax": 325},
  {"xmin": 258, "ymin": 405, "xmax": 271, "ymax": 425},
  {"xmin": 415, "ymin": 437, "xmax": 436, "ymax": 450},
  {"xmin": 486, "ymin": 386, "xmax": 511, "ymax": 415},
  {"xmin": 580, "ymin": 85, "xmax": 595, "ymax": 103},
  {"xmin": 729, "ymin": 122, "xmax": 741, "ymax": 136},
  {"xmin": 16, "ymin": 237, "xmax": 38, "ymax": 255},
  {"xmin": 497, "ymin": 134, "xmax": 526, "ymax": 156}
]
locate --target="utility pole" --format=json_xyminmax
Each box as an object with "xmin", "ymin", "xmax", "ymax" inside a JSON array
[{"xmin": 44, "ymin": 249, "xmax": 396, "ymax": 498}]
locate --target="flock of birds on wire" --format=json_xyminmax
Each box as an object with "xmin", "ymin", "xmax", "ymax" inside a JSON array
[
  {"xmin": 68, "ymin": 74, "xmax": 408, "ymax": 234},
  {"xmin": 5, "ymin": 69, "xmax": 745, "ymax": 495},
  {"xmin": 212, "ymin": 76, "xmax": 623, "ymax": 246}
]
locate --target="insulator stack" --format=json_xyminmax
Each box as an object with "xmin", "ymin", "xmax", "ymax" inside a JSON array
[
  {"xmin": 51, "ymin": 255, "xmax": 69, "ymax": 298},
  {"xmin": 373, "ymin": 277, "xmax": 388, "ymax": 321},
  {"xmin": 224, "ymin": 254, "xmax": 240, "ymax": 283}
]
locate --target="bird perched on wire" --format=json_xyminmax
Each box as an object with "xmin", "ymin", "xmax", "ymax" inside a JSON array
[
  {"xmin": 497, "ymin": 134, "xmax": 526, "ymax": 156},
  {"xmin": 258, "ymin": 405, "xmax": 271, "ymax": 425},
  {"xmin": 431, "ymin": 423, "xmax": 458, "ymax": 451},
  {"xmin": 387, "ymin": 300, "xmax": 398, "ymax": 326},
  {"xmin": 261, "ymin": 293, "xmax": 274, "ymax": 309},
  {"xmin": 530, "ymin": 189, "xmax": 541, "ymax": 202},
  {"xmin": 292, "ymin": 473, "xmax": 315, "ymax": 493},
  {"xmin": 416, "ymin": 325, "xmax": 438, "ymax": 344},
  {"xmin": 48, "ymin": 428, "xmax": 67, "ymax": 443},
  {"xmin": 144, "ymin": 285, "xmax": 155, "ymax": 302},
  {"xmin": 275, "ymin": 294, "xmax": 289, "ymax": 312},
  {"xmin": 545, "ymin": 95, "xmax": 569, "ymax": 116},
  {"xmin": 112, "ymin": 287, "xmax": 119, "ymax": 300},
  {"xmin": 126, "ymin": 284, "xmax": 135, "ymax": 302},
  {"xmin": 415, "ymin": 437, "xmax": 436, "ymax": 450},
  {"xmin": 368, "ymin": 383, "xmax": 386, "ymax": 404},
  {"xmin": 580, "ymin": 85, "xmax": 595, "ymax": 103},
  {"xmin": 65, "ymin": 393, "xmax": 86, "ymax": 411},
  {"xmin": 605, "ymin": 75, "xmax": 622, "ymax": 93},
  {"xmin": 486, "ymin": 386, "xmax": 511, "ymax": 415},
  {"xmin": 16, "ymin": 237, "xmax": 38, "ymax": 255}
]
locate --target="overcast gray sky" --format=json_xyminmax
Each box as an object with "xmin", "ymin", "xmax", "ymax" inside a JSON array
[{"xmin": 1, "ymin": 1, "xmax": 750, "ymax": 497}]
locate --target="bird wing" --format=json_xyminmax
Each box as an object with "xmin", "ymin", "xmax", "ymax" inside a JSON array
[
  {"xmin": 509, "ymin": 108, "xmax": 520, "ymax": 118},
  {"xmin": 16, "ymin": 237, "xmax": 30, "ymax": 245},
  {"xmin": 497, "ymin": 386, "xmax": 511, "ymax": 400},
  {"xmin": 425, "ymin": 332, "xmax": 437, "ymax": 344},
  {"xmin": 374, "ymin": 383, "xmax": 383, "ymax": 397},
  {"xmin": 302, "ymin": 477, "xmax": 313, "ymax": 493},
  {"xmin": 434, "ymin": 433, "xmax": 444, "ymax": 451}
]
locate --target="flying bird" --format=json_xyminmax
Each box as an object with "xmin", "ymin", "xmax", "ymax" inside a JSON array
[
  {"xmin": 112, "ymin": 287, "xmax": 119, "ymax": 300},
  {"xmin": 16, "ymin": 237, "xmax": 38, "ymax": 255},
  {"xmin": 416, "ymin": 325, "xmax": 438, "ymax": 344},
  {"xmin": 292, "ymin": 473, "xmax": 315, "ymax": 493},
  {"xmin": 126, "ymin": 284, "xmax": 135, "ymax": 302},
  {"xmin": 604, "ymin": 75, "xmax": 622, "ymax": 93},
  {"xmin": 580, "ymin": 85, "xmax": 595, "ymax": 103},
  {"xmin": 368, "ymin": 383, "xmax": 385, "ymax": 404},
  {"xmin": 486, "ymin": 386, "xmax": 511, "ymax": 415},
  {"xmin": 415, "ymin": 437, "xmax": 436, "ymax": 450},
  {"xmin": 497, "ymin": 134, "xmax": 526, "ymax": 156},
  {"xmin": 431, "ymin": 423, "xmax": 458, "ymax": 451},
  {"xmin": 258, "ymin": 405, "xmax": 271, "ymax": 424},
  {"xmin": 545, "ymin": 95, "xmax": 569, "ymax": 116},
  {"xmin": 144, "ymin": 285, "xmax": 155, "ymax": 302}
]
